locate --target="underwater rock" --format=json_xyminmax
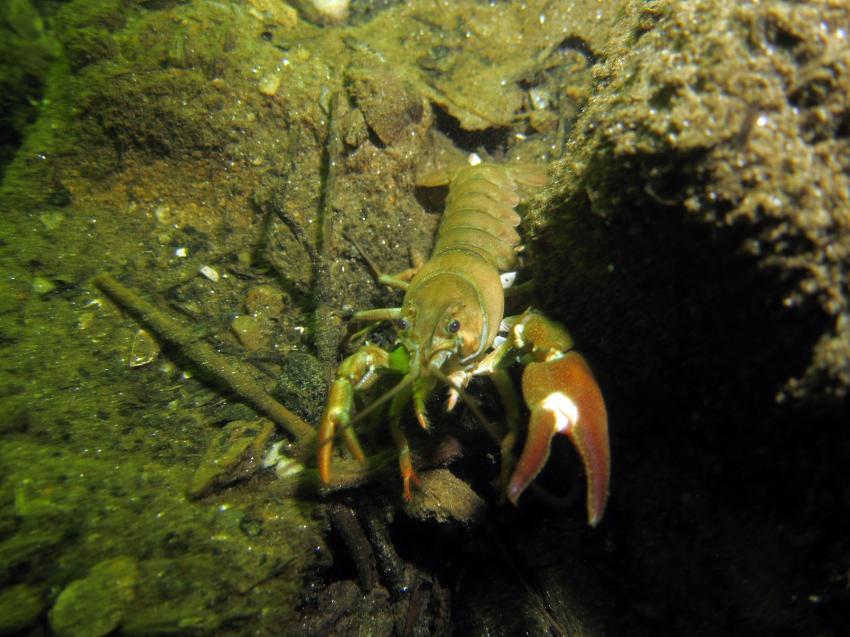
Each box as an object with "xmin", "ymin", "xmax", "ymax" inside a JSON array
[
  {"xmin": 30, "ymin": 276, "xmax": 55, "ymax": 296},
  {"xmin": 402, "ymin": 469, "xmax": 485, "ymax": 525},
  {"xmin": 231, "ymin": 284, "xmax": 287, "ymax": 350},
  {"xmin": 310, "ymin": 0, "xmax": 350, "ymax": 23},
  {"xmin": 188, "ymin": 418, "xmax": 274, "ymax": 498},
  {"xmin": 289, "ymin": 0, "xmax": 350, "ymax": 25},
  {"xmin": 273, "ymin": 352, "xmax": 327, "ymax": 424},
  {"xmin": 230, "ymin": 314, "xmax": 272, "ymax": 351},
  {"xmin": 531, "ymin": 0, "xmax": 850, "ymax": 401},
  {"xmin": 119, "ymin": 557, "xmax": 240, "ymax": 634},
  {"xmin": 246, "ymin": 0, "xmax": 299, "ymax": 28},
  {"xmin": 258, "ymin": 73, "xmax": 281, "ymax": 96},
  {"xmin": 0, "ymin": 584, "xmax": 44, "ymax": 635},
  {"xmin": 3, "ymin": 0, "xmax": 44, "ymax": 40},
  {"xmin": 244, "ymin": 284, "xmax": 286, "ymax": 319},
  {"xmin": 49, "ymin": 556, "xmax": 139, "ymax": 637},
  {"xmin": 0, "ymin": 0, "xmax": 57, "ymax": 176},
  {"xmin": 0, "ymin": 527, "xmax": 66, "ymax": 579},
  {"xmin": 295, "ymin": 579, "xmax": 394, "ymax": 636},
  {"xmin": 348, "ymin": 68, "xmax": 424, "ymax": 146}
]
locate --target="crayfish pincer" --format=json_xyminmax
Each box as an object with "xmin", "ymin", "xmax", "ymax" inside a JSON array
[{"xmin": 317, "ymin": 160, "xmax": 610, "ymax": 526}]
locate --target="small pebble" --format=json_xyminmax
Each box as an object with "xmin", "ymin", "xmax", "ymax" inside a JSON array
[
  {"xmin": 0, "ymin": 584, "xmax": 45, "ymax": 634},
  {"xmin": 231, "ymin": 315, "xmax": 271, "ymax": 351},
  {"xmin": 199, "ymin": 265, "xmax": 219, "ymax": 282},
  {"xmin": 39, "ymin": 211, "xmax": 65, "ymax": 231},
  {"xmin": 244, "ymin": 284, "xmax": 285, "ymax": 318},
  {"xmin": 31, "ymin": 277, "xmax": 55, "ymax": 296},
  {"xmin": 259, "ymin": 74, "xmax": 281, "ymax": 96}
]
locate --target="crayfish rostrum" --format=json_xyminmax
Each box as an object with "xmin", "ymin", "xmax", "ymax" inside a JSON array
[{"xmin": 318, "ymin": 160, "xmax": 610, "ymax": 525}]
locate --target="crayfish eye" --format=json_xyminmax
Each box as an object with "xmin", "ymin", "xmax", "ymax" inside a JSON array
[
  {"xmin": 396, "ymin": 318, "xmax": 409, "ymax": 331},
  {"xmin": 447, "ymin": 319, "xmax": 461, "ymax": 333}
]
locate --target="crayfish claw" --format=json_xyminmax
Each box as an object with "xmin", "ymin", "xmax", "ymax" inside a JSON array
[
  {"xmin": 317, "ymin": 379, "xmax": 350, "ymax": 484},
  {"xmin": 318, "ymin": 372, "xmax": 372, "ymax": 485},
  {"xmin": 318, "ymin": 345, "xmax": 391, "ymax": 485},
  {"xmin": 508, "ymin": 351, "xmax": 610, "ymax": 526}
]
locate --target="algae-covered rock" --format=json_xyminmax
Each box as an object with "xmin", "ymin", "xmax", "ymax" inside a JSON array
[
  {"xmin": 0, "ymin": 527, "xmax": 66, "ymax": 579},
  {"xmin": 119, "ymin": 557, "xmax": 235, "ymax": 635},
  {"xmin": 403, "ymin": 468, "xmax": 485, "ymax": 525},
  {"xmin": 0, "ymin": 584, "xmax": 45, "ymax": 635},
  {"xmin": 530, "ymin": 0, "xmax": 850, "ymax": 400},
  {"xmin": 49, "ymin": 556, "xmax": 139, "ymax": 637},
  {"xmin": 230, "ymin": 314, "xmax": 273, "ymax": 351},
  {"xmin": 273, "ymin": 352, "xmax": 327, "ymax": 424},
  {"xmin": 0, "ymin": 395, "xmax": 30, "ymax": 434},
  {"xmin": 347, "ymin": 67, "xmax": 425, "ymax": 146},
  {"xmin": 351, "ymin": 0, "xmax": 619, "ymax": 131},
  {"xmin": 188, "ymin": 418, "xmax": 274, "ymax": 498},
  {"xmin": 0, "ymin": 0, "xmax": 58, "ymax": 174}
]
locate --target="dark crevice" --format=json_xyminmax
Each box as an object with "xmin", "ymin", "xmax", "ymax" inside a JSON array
[
  {"xmin": 431, "ymin": 103, "xmax": 511, "ymax": 157},
  {"xmin": 527, "ymin": 179, "xmax": 841, "ymax": 634},
  {"xmin": 558, "ymin": 35, "xmax": 599, "ymax": 65}
]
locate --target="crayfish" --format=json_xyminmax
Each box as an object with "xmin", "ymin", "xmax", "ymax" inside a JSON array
[{"xmin": 318, "ymin": 160, "xmax": 610, "ymax": 525}]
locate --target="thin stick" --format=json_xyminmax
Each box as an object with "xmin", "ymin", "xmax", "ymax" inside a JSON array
[
  {"xmin": 92, "ymin": 273, "xmax": 315, "ymax": 443},
  {"xmin": 313, "ymin": 91, "xmax": 345, "ymax": 370}
]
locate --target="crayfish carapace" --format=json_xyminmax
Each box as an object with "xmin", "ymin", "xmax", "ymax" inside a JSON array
[{"xmin": 318, "ymin": 161, "xmax": 610, "ymax": 525}]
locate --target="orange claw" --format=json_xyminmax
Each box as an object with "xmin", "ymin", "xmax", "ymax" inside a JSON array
[
  {"xmin": 318, "ymin": 378, "xmax": 367, "ymax": 484},
  {"xmin": 506, "ymin": 351, "xmax": 610, "ymax": 526},
  {"xmin": 318, "ymin": 346, "xmax": 389, "ymax": 485},
  {"xmin": 317, "ymin": 378, "xmax": 351, "ymax": 484}
]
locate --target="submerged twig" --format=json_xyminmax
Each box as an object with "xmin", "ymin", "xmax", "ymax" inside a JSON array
[
  {"xmin": 359, "ymin": 503, "xmax": 410, "ymax": 596},
  {"xmin": 328, "ymin": 504, "xmax": 378, "ymax": 592},
  {"xmin": 312, "ymin": 91, "xmax": 346, "ymax": 370},
  {"xmin": 92, "ymin": 273, "xmax": 315, "ymax": 443},
  {"xmin": 93, "ymin": 275, "xmax": 470, "ymax": 496}
]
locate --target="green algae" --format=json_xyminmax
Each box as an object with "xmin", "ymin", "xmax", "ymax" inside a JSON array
[
  {"xmin": 0, "ymin": 1, "xmax": 623, "ymax": 633},
  {"xmin": 50, "ymin": 556, "xmax": 139, "ymax": 637},
  {"xmin": 0, "ymin": 583, "xmax": 45, "ymax": 635}
]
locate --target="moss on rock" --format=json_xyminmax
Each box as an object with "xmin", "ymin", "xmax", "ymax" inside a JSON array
[{"xmin": 531, "ymin": 0, "xmax": 850, "ymax": 400}]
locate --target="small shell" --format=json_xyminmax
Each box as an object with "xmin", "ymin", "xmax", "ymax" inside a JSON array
[{"xmin": 129, "ymin": 329, "xmax": 159, "ymax": 367}]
